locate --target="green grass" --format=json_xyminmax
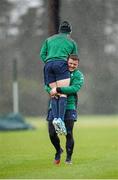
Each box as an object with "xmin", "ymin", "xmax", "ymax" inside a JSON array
[{"xmin": 0, "ymin": 115, "xmax": 118, "ymax": 179}]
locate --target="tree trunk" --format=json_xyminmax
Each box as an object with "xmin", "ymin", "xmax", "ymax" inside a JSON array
[{"xmin": 48, "ymin": 0, "xmax": 60, "ymax": 36}]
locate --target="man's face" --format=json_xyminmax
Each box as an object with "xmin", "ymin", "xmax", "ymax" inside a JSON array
[{"xmin": 68, "ymin": 58, "xmax": 79, "ymax": 72}]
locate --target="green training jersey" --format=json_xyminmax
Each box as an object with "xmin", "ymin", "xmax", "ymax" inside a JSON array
[
  {"xmin": 45, "ymin": 69, "xmax": 84, "ymax": 110},
  {"xmin": 40, "ymin": 33, "xmax": 79, "ymax": 63}
]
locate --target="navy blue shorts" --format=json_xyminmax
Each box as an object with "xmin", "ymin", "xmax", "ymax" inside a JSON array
[
  {"xmin": 47, "ymin": 109, "xmax": 77, "ymax": 122},
  {"xmin": 44, "ymin": 60, "xmax": 70, "ymax": 85}
]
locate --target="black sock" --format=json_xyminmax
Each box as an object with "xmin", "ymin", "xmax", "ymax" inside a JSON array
[
  {"xmin": 48, "ymin": 121, "xmax": 61, "ymax": 152},
  {"xmin": 51, "ymin": 97, "xmax": 58, "ymax": 119},
  {"xmin": 58, "ymin": 97, "xmax": 67, "ymax": 121},
  {"xmin": 65, "ymin": 120, "xmax": 74, "ymax": 159},
  {"xmin": 66, "ymin": 133, "xmax": 74, "ymax": 158},
  {"xmin": 50, "ymin": 135, "xmax": 61, "ymax": 153}
]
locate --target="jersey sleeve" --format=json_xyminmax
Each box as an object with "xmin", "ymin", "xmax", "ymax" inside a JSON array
[
  {"xmin": 40, "ymin": 40, "xmax": 48, "ymax": 63},
  {"xmin": 44, "ymin": 85, "xmax": 51, "ymax": 94},
  {"xmin": 72, "ymin": 41, "xmax": 79, "ymax": 56},
  {"xmin": 57, "ymin": 71, "xmax": 84, "ymax": 95}
]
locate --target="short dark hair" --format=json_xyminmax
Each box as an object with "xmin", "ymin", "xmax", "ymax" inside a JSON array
[
  {"xmin": 68, "ymin": 54, "xmax": 80, "ymax": 61},
  {"xmin": 59, "ymin": 21, "xmax": 72, "ymax": 33}
]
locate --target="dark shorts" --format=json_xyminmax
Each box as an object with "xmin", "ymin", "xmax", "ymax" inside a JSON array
[
  {"xmin": 47, "ymin": 109, "xmax": 77, "ymax": 122},
  {"xmin": 44, "ymin": 60, "xmax": 70, "ymax": 85}
]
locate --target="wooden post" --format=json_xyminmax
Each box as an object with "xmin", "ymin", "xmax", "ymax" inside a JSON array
[{"xmin": 13, "ymin": 59, "xmax": 19, "ymax": 114}]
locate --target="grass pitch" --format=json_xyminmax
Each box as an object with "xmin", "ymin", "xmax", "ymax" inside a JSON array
[{"xmin": 0, "ymin": 115, "xmax": 118, "ymax": 179}]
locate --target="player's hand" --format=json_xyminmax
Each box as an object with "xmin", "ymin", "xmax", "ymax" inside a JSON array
[{"xmin": 50, "ymin": 87, "xmax": 57, "ymax": 96}]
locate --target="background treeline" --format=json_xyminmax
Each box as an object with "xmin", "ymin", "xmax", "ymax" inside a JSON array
[{"xmin": 0, "ymin": 0, "xmax": 118, "ymax": 116}]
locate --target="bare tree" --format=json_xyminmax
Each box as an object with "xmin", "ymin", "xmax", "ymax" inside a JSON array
[{"xmin": 48, "ymin": 0, "xmax": 60, "ymax": 35}]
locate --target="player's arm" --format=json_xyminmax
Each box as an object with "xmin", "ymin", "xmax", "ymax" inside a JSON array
[
  {"xmin": 56, "ymin": 72, "xmax": 84, "ymax": 95},
  {"xmin": 72, "ymin": 41, "xmax": 79, "ymax": 56},
  {"xmin": 40, "ymin": 40, "xmax": 48, "ymax": 62},
  {"xmin": 44, "ymin": 85, "xmax": 51, "ymax": 94}
]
